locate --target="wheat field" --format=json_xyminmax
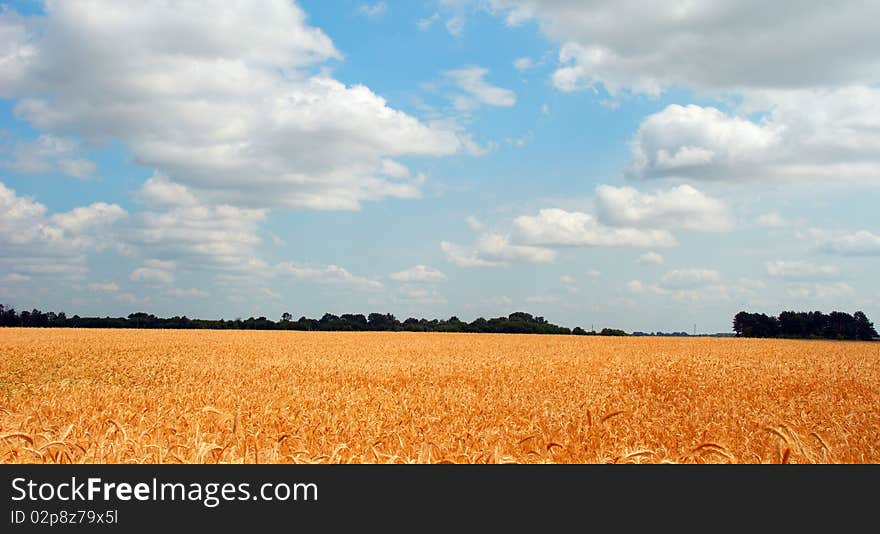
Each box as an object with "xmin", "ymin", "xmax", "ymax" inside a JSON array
[{"xmin": 1, "ymin": 328, "xmax": 878, "ymax": 464}]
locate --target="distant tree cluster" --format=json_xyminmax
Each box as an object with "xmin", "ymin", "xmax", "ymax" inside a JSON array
[
  {"xmin": 733, "ymin": 310, "xmax": 878, "ymax": 340},
  {"xmin": 0, "ymin": 304, "xmax": 629, "ymax": 336}
]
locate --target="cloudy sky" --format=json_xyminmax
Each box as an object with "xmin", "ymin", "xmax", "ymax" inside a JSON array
[{"xmin": 1, "ymin": 0, "xmax": 878, "ymax": 333}]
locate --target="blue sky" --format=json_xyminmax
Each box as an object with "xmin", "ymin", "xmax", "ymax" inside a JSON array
[{"xmin": 1, "ymin": 1, "xmax": 879, "ymax": 333}]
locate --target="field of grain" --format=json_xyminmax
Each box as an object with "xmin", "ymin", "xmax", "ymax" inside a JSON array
[{"xmin": 1, "ymin": 328, "xmax": 878, "ymax": 463}]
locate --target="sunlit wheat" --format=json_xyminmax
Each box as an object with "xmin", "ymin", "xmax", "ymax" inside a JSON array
[{"xmin": 1, "ymin": 329, "xmax": 878, "ymax": 464}]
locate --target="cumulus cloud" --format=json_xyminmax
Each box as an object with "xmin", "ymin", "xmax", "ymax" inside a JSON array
[
  {"xmin": 418, "ymin": 12, "xmax": 441, "ymax": 30},
  {"xmin": 1, "ymin": 134, "xmax": 95, "ymax": 179},
  {"xmin": 130, "ymin": 179, "xmax": 268, "ymax": 270},
  {"xmin": 482, "ymin": 1, "xmax": 880, "ymax": 95},
  {"xmin": 137, "ymin": 173, "xmax": 199, "ymax": 208},
  {"xmin": 628, "ymin": 90, "xmax": 880, "ymax": 185},
  {"xmin": 755, "ymin": 213, "xmax": 790, "ymax": 228},
  {"xmin": 811, "ymin": 229, "xmax": 880, "ymax": 256},
  {"xmin": 766, "ymin": 261, "xmax": 839, "ymax": 280},
  {"xmin": 441, "ymin": 234, "xmax": 555, "ymax": 267},
  {"xmin": 390, "ymin": 265, "xmax": 448, "ymax": 283},
  {"xmin": 88, "ymin": 282, "xmax": 119, "ymax": 293},
  {"xmin": 595, "ymin": 184, "xmax": 732, "ymax": 231},
  {"xmin": 130, "ymin": 267, "xmax": 174, "ymax": 286},
  {"xmin": 357, "ymin": 2, "xmax": 387, "ymax": 18},
  {"xmin": 786, "ymin": 282, "xmax": 855, "ymax": 301},
  {"xmin": 513, "ymin": 208, "xmax": 676, "ymax": 248},
  {"xmin": 445, "ymin": 67, "xmax": 516, "ymax": 110},
  {"xmin": 637, "ymin": 252, "xmax": 664, "ymax": 265},
  {"xmin": 0, "ymin": 180, "xmax": 125, "ymax": 275},
  {"xmin": 626, "ymin": 278, "xmax": 733, "ymax": 304},
  {"xmin": 513, "ymin": 57, "xmax": 535, "ymax": 71},
  {"xmin": 277, "ymin": 262, "xmax": 383, "ymax": 291},
  {"xmin": 445, "ymin": 16, "xmax": 465, "ymax": 36},
  {"xmin": 441, "ymin": 183, "xmax": 731, "ymax": 269},
  {"xmin": 0, "ymin": 0, "xmax": 461, "ymax": 210},
  {"xmin": 465, "ymin": 215, "xmax": 485, "ymax": 231},
  {"xmin": 627, "ymin": 104, "xmax": 781, "ymax": 181},
  {"xmin": 472, "ymin": 3, "xmax": 880, "ymax": 187}
]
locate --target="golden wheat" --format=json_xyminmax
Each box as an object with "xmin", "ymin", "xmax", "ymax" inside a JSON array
[{"xmin": 1, "ymin": 328, "xmax": 878, "ymax": 464}]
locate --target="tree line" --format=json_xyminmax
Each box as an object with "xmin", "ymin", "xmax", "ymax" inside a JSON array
[
  {"xmin": 733, "ymin": 310, "xmax": 878, "ymax": 340},
  {"xmin": 0, "ymin": 304, "xmax": 630, "ymax": 336}
]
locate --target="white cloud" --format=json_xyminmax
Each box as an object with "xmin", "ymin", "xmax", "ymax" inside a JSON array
[
  {"xmin": 358, "ymin": 2, "xmax": 387, "ymax": 18},
  {"xmin": 465, "ymin": 215, "xmax": 485, "ymax": 231},
  {"xmin": 144, "ymin": 259, "xmax": 176, "ymax": 271},
  {"xmin": 513, "ymin": 208, "xmax": 676, "ymax": 248},
  {"xmin": 277, "ymin": 262, "xmax": 383, "ymax": 290},
  {"xmin": 130, "ymin": 267, "xmax": 174, "ymax": 286},
  {"xmin": 812, "ymin": 229, "xmax": 880, "ymax": 256},
  {"xmin": 441, "ymin": 241, "xmax": 499, "ymax": 268},
  {"xmin": 755, "ymin": 213, "xmax": 789, "ymax": 228},
  {"xmin": 627, "ymin": 278, "xmax": 733, "ymax": 304},
  {"xmin": 483, "ymin": 1, "xmax": 880, "ymax": 95},
  {"xmin": 659, "ymin": 269, "xmax": 721, "ymax": 289},
  {"xmin": 627, "ymin": 105, "xmax": 780, "ymax": 182},
  {"xmin": 88, "ymin": 282, "xmax": 119, "ymax": 293},
  {"xmin": 130, "ymin": 179, "xmax": 268, "ymax": 270},
  {"xmin": 445, "ymin": 16, "xmax": 465, "ymax": 36},
  {"xmin": 628, "ymin": 91, "xmax": 880, "ymax": 185},
  {"xmin": 445, "ymin": 67, "xmax": 516, "ymax": 110},
  {"xmin": 625, "ymin": 280, "xmax": 650, "ymax": 294},
  {"xmin": 595, "ymin": 184, "xmax": 732, "ymax": 231},
  {"xmin": 441, "ymin": 234, "xmax": 556, "ymax": 267},
  {"xmin": 786, "ymin": 283, "xmax": 855, "ymax": 301},
  {"xmin": 418, "ymin": 12, "xmax": 441, "ymax": 30},
  {"xmin": 50, "ymin": 203, "xmax": 126, "ymax": 236},
  {"xmin": 0, "ymin": 180, "xmax": 125, "ymax": 275},
  {"xmin": 560, "ymin": 275, "xmax": 576, "ymax": 284},
  {"xmin": 637, "ymin": 252, "xmax": 664, "ymax": 265},
  {"xmin": 138, "ymin": 173, "xmax": 199, "ymax": 208},
  {"xmin": 766, "ymin": 261, "xmax": 839, "ymax": 280},
  {"xmin": 513, "ymin": 57, "xmax": 535, "ymax": 71},
  {"xmin": 1, "ymin": 134, "xmax": 96, "ymax": 179},
  {"xmin": 390, "ymin": 265, "xmax": 447, "ymax": 283},
  {"xmin": 1, "ymin": 1, "xmax": 462, "ymax": 210}
]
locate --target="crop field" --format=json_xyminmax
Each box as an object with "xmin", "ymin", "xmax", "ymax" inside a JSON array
[{"xmin": 1, "ymin": 328, "xmax": 878, "ymax": 464}]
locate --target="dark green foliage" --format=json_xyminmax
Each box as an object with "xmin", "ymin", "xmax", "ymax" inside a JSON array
[
  {"xmin": 599, "ymin": 328, "xmax": 627, "ymax": 337},
  {"xmin": 0, "ymin": 304, "xmax": 620, "ymax": 336},
  {"xmin": 734, "ymin": 310, "xmax": 877, "ymax": 340}
]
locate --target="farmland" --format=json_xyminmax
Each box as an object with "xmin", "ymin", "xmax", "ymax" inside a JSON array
[{"xmin": 1, "ymin": 328, "xmax": 878, "ymax": 463}]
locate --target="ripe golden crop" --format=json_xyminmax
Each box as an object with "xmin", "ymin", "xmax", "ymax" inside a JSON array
[{"xmin": 1, "ymin": 329, "xmax": 878, "ymax": 463}]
